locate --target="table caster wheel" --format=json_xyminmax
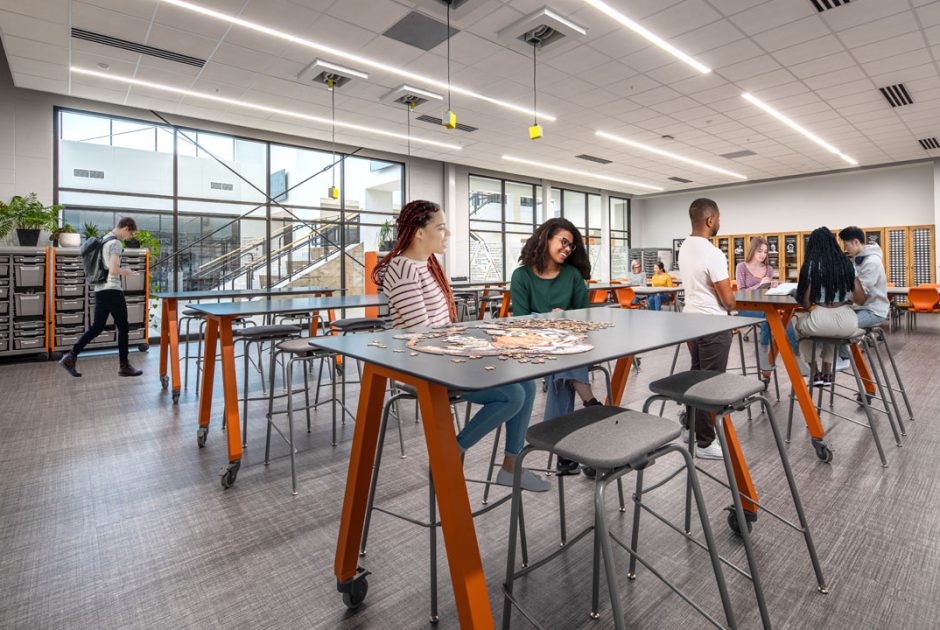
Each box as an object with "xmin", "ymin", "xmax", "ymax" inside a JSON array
[
  {"xmin": 137, "ymin": 343, "xmax": 149, "ymax": 352},
  {"xmin": 197, "ymin": 426, "xmax": 208, "ymax": 448},
  {"xmin": 855, "ymin": 392, "xmax": 874, "ymax": 406},
  {"xmin": 172, "ymin": 391, "xmax": 180, "ymax": 404},
  {"xmin": 812, "ymin": 439, "xmax": 833, "ymax": 464},
  {"xmin": 161, "ymin": 375, "xmax": 169, "ymax": 390},
  {"xmin": 220, "ymin": 460, "xmax": 240, "ymax": 489},
  {"xmin": 725, "ymin": 506, "xmax": 756, "ymax": 536},
  {"xmin": 338, "ymin": 568, "xmax": 370, "ymax": 610}
]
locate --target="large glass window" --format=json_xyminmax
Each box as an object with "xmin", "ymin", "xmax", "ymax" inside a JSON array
[
  {"xmin": 468, "ymin": 175, "xmax": 543, "ymax": 282},
  {"xmin": 550, "ymin": 187, "xmax": 603, "ymax": 280},
  {"xmin": 610, "ymin": 197, "xmax": 631, "ymax": 279}
]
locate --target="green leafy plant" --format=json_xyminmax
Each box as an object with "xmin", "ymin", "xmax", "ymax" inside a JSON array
[
  {"xmin": 82, "ymin": 223, "xmax": 100, "ymax": 239},
  {"xmin": 0, "ymin": 193, "xmax": 62, "ymax": 236},
  {"xmin": 50, "ymin": 223, "xmax": 76, "ymax": 245},
  {"xmin": 377, "ymin": 219, "xmax": 396, "ymax": 250},
  {"xmin": 132, "ymin": 230, "xmax": 162, "ymax": 257}
]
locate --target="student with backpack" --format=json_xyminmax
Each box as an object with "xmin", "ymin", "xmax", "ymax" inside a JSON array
[{"xmin": 60, "ymin": 217, "xmax": 143, "ymax": 378}]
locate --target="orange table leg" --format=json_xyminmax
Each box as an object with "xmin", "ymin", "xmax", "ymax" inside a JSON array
[
  {"xmin": 159, "ymin": 299, "xmax": 170, "ymax": 387},
  {"xmin": 197, "ymin": 317, "xmax": 218, "ymax": 434},
  {"xmin": 850, "ymin": 344, "xmax": 876, "ymax": 395},
  {"xmin": 607, "ymin": 355, "xmax": 635, "ymax": 405},
  {"xmin": 218, "ymin": 316, "xmax": 242, "ymax": 467},
  {"xmin": 498, "ymin": 290, "xmax": 511, "ymax": 318},
  {"xmin": 165, "ymin": 298, "xmax": 182, "ymax": 403},
  {"xmin": 720, "ymin": 414, "xmax": 759, "ymax": 513},
  {"xmin": 764, "ymin": 306, "xmax": 825, "ymax": 440},
  {"xmin": 416, "ymin": 379, "xmax": 495, "ymax": 629},
  {"xmin": 335, "ymin": 364, "xmax": 390, "ymax": 600}
]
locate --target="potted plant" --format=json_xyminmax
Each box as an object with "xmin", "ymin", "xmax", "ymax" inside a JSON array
[
  {"xmin": 377, "ymin": 219, "xmax": 396, "ymax": 251},
  {"xmin": 131, "ymin": 230, "xmax": 161, "ymax": 257},
  {"xmin": 82, "ymin": 223, "xmax": 100, "ymax": 240},
  {"xmin": 51, "ymin": 223, "xmax": 79, "ymax": 247},
  {"xmin": 0, "ymin": 193, "xmax": 62, "ymax": 246}
]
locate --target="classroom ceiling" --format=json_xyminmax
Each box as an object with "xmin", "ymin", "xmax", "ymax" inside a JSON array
[{"xmin": 2, "ymin": 0, "xmax": 940, "ymax": 196}]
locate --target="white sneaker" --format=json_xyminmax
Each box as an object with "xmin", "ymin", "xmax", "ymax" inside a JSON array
[
  {"xmin": 497, "ymin": 467, "xmax": 550, "ymax": 493},
  {"xmin": 696, "ymin": 441, "xmax": 724, "ymax": 460},
  {"xmin": 680, "ymin": 430, "xmax": 690, "ymax": 443},
  {"xmin": 835, "ymin": 357, "xmax": 851, "ymax": 372}
]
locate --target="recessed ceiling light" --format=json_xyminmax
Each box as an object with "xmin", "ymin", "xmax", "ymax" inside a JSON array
[
  {"xmin": 578, "ymin": 0, "xmax": 711, "ymax": 74},
  {"xmin": 160, "ymin": 0, "xmax": 555, "ymax": 121},
  {"xmin": 741, "ymin": 92, "xmax": 857, "ymax": 166},
  {"xmin": 502, "ymin": 155, "xmax": 663, "ymax": 192},
  {"xmin": 595, "ymin": 131, "xmax": 747, "ymax": 180},
  {"xmin": 69, "ymin": 67, "xmax": 462, "ymax": 151}
]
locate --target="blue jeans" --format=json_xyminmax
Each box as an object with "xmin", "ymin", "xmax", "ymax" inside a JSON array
[
  {"xmin": 458, "ymin": 380, "xmax": 536, "ymax": 455},
  {"xmin": 736, "ymin": 310, "xmax": 798, "ymax": 353},
  {"xmin": 543, "ymin": 366, "xmax": 591, "ymax": 421},
  {"xmin": 647, "ymin": 294, "xmax": 664, "ymax": 311},
  {"xmin": 855, "ymin": 308, "xmax": 886, "ymax": 329}
]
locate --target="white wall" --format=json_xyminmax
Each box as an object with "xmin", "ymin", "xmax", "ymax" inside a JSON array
[{"xmin": 634, "ymin": 162, "xmax": 935, "ymax": 249}]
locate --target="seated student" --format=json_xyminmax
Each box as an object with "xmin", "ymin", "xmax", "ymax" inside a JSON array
[
  {"xmin": 678, "ymin": 198, "xmax": 736, "ymax": 460},
  {"xmin": 626, "ymin": 259, "xmax": 648, "ymax": 306},
  {"xmin": 838, "ymin": 226, "xmax": 889, "ymax": 329},
  {"xmin": 375, "ymin": 200, "xmax": 547, "ymax": 492},
  {"xmin": 511, "ymin": 218, "xmax": 602, "ymax": 477},
  {"xmin": 646, "ymin": 261, "xmax": 674, "ymax": 311},
  {"xmin": 792, "ymin": 227, "xmax": 866, "ymax": 387},
  {"xmin": 735, "ymin": 236, "xmax": 798, "ymax": 356}
]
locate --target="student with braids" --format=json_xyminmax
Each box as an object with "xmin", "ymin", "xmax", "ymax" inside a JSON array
[
  {"xmin": 510, "ymin": 217, "xmax": 603, "ymax": 477},
  {"xmin": 374, "ymin": 200, "xmax": 548, "ymax": 492},
  {"xmin": 793, "ymin": 227, "xmax": 866, "ymax": 387}
]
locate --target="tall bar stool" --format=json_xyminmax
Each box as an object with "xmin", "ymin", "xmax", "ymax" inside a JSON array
[
  {"xmin": 785, "ymin": 333, "xmax": 902, "ymax": 467},
  {"xmin": 329, "ymin": 317, "xmax": 389, "ymax": 422},
  {"xmin": 863, "ymin": 325, "xmax": 914, "ymax": 428},
  {"xmin": 180, "ymin": 310, "xmax": 255, "ymax": 393},
  {"xmin": 643, "ymin": 370, "xmax": 828, "ymax": 630},
  {"xmin": 502, "ymin": 405, "xmax": 737, "ymax": 630},
  {"xmin": 262, "ymin": 337, "xmax": 336, "ymax": 494}
]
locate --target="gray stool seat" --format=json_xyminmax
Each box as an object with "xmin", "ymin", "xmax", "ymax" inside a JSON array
[
  {"xmin": 393, "ymin": 380, "xmax": 462, "ymax": 400},
  {"xmin": 649, "ymin": 370, "xmax": 765, "ymax": 409},
  {"xmin": 277, "ymin": 337, "xmax": 325, "ymax": 355},
  {"xmin": 331, "ymin": 317, "xmax": 387, "ymax": 333},
  {"xmin": 526, "ymin": 406, "xmax": 681, "ymax": 471},
  {"xmin": 233, "ymin": 324, "xmax": 301, "ymax": 338},
  {"xmin": 805, "ymin": 330, "xmax": 866, "ymax": 344},
  {"xmin": 182, "ymin": 308, "xmax": 203, "ymax": 317}
]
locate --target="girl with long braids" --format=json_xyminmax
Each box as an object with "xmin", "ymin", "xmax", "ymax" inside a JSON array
[
  {"xmin": 510, "ymin": 217, "xmax": 603, "ymax": 477},
  {"xmin": 374, "ymin": 200, "xmax": 548, "ymax": 492},
  {"xmin": 793, "ymin": 227, "xmax": 866, "ymax": 386}
]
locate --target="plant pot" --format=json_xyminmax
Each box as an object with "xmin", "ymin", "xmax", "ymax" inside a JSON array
[
  {"xmin": 16, "ymin": 229, "xmax": 40, "ymax": 247},
  {"xmin": 126, "ymin": 239, "xmax": 141, "ymax": 249},
  {"xmin": 59, "ymin": 233, "xmax": 80, "ymax": 248},
  {"xmin": 379, "ymin": 241, "xmax": 396, "ymax": 252}
]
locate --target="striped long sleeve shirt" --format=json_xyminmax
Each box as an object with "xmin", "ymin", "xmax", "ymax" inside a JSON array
[{"xmin": 383, "ymin": 256, "xmax": 452, "ymax": 330}]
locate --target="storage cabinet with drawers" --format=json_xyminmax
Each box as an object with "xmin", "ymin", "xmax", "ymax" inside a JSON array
[
  {"xmin": 0, "ymin": 247, "xmax": 48, "ymax": 358},
  {"xmin": 49, "ymin": 247, "xmax": 150, "ymax": 354}
]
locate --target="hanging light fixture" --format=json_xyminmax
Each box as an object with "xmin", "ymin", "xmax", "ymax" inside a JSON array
[
  {"xmin": 404, "ymin": 96, "xmax": 415, "ymax": 199},
  {"xmin": 529, "ymin": 40, "xmax": 542, "ymax": 140},
  {"xmin": 442, "ymin": 1, "xmax": 456, "ymax": 129},
  {"xmin": 327, "ymin": 78, "xmax": 339, "ymax": 200}
]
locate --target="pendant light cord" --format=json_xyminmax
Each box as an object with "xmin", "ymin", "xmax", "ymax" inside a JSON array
[
  {"xmin": 532, "ymin": 41, "xmax": 538, "ymax": 125},
  {"xmin": 446, "ymin": 2, "xmax": 452, "ymax": 111},
  {"xmin": 331, "ymin": 84, "xmax": 336, "ymax": 187}
]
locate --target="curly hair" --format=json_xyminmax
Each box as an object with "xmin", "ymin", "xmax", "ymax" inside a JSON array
[
  {"xmin": 518, "ymin": 217, "xmax": 591, "ymax": 280},
  {"xmin": 372, "ymin": 200, "xmax": 456, "ymax": 322},
  {"xmin": 797, "ymin": 227, "xmax": 856, "ymax": 305}
]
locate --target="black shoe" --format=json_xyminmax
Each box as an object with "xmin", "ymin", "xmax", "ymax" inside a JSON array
[
  {"xmin": 584, "ymin": 398, "xmax": 603, "ymax": 407},
  {"xmin": 581, "ymin": 466, "xmax": 597, "ymax": 479},
  {"xmin": 555, "ymin": 457, "xmax": 581, "ymax": 476},
  {"xmin": 60, "ymin": 353, "xmax": 81, "ymax": 377},
  {"xmin": 118, "ymin": 363, "xmax": 143, "ymax": 377}
]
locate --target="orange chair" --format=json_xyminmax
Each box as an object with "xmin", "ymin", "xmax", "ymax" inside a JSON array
[
  {"xmin": 614, "ymin": 287, "xmax": 644, "ymax": 309},
  {"xmin": 589, "ymin": 288, "xmax": 609, "ymax": 304},
  {"xmin": 906, "ymin": 286, "xmax": 940, "ymax": 330}
]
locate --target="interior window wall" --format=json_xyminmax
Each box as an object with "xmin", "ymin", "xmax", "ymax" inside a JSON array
[
  {"xmin": 551, "ymin": 187, "xmax": 603, "ymax": 280},
  {"xmin": 468, "ymin": 175, "xmax": 543, "ymax": 283},
  {"xmin": 609, "ymin": 197, "xmax": 631, "ymax": 279}
]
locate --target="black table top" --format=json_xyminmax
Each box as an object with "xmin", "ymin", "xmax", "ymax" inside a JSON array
[
  {"xmin": 735, "ymin": 288, "xmax": 799, "ymax": 305},
  {"xmin": 450, "ymin": 281, "xmax": 508, "ymax": 289},
  {"xmin": 186, "ymin": 294, "xmax": 387, "ymax": 317},
  {"xmin": 307, "ymin": 307, "xmax": 755, "ymax": 392},
  {"xmin": 154, "ymin": 287, "xmax": 343, "ymax": 300}
]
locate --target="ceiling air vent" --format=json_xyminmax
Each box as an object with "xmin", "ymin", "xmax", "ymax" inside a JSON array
[
  {"xmin": 576, "ymin": 154, "xmax": 612, "ymax": 165},
  {"xmin": 497, "ymin": 7, "xmax": 587, "ymax": 54},
  {"xmin": 719, "ymin": 149, "xmax": 757, "ymax": 159},
  {"xmin": 210, "ymin": 182, "xmax": 234, "ymax": 191},
  {"xmin": 919, "ymin": 137, "xmax": 940, "ymax": 151},
  {"xmin": 296, "ymin": 59, "xmax": 367, "ymax": 89},
  {"xmin": 73, "ymin": 168, "xmax": 104, "ymax": 179},
  {"xmin": 880, "ymin": 84, "xmax": 913, "ymax": 107},
  {"xmin": 381, "ymin": 85, "xmax": 444, "ymax": 109},
  {"xmin": 415, "ymin": 114, "xmax": 478, "ymax": 132},
  {"xmin": 810, "ymin": 0, "xmax": 851, "ymax": 12},
  {"xmin": 383, "ymin": 11, "xmax": 457, "ymax": 51},
  {"xmin": 71, "ymin": 28, "xmax": 206, "ymax": 68},
  {"xmin": 669, "ymin": 176, "xmax": 693, "ymax": 184}
]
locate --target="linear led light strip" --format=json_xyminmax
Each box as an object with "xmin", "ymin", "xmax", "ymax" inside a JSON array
[
  {"xmin": 70, "ymin": 67, "xmax": 462, "ymax": 150},
  {"xmin": 161, "ymin": 0, "xmax": 556, "ymax": 121},
  {"xmin": 579, "ymin": 0, "xmax": 711, "ymax": 74},
  {"xmin": 502, "ymin": 155, "xmax": 663, "ymax": 192},
  {"xmin": 596, "ymin": 131, "xmax": 747, "ymax": 180},
  {"xmin": 742, "ymin": 93, "xmax": 857, "ymax": 166}
]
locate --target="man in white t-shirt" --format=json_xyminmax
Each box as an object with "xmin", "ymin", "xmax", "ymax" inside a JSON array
[{"xmin": 677, "ymin": 198, "xmax": 736, "ymax": 459}]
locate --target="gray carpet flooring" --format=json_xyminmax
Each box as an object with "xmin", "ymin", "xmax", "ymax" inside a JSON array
[{"xmin": 2, "ymin": 319, "xmax": 939, "ymax": 629}]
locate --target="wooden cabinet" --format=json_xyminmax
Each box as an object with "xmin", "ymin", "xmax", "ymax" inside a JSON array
[{"xmin": 884, "ymin": 225, "xmax": 935, "ymax": 286}]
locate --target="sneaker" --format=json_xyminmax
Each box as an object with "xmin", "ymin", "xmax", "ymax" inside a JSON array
[
  {"xmin": 60, "ymin": 352, "xmax": 81, "ymax": 377},
  {"xmin": 835, "ymin": 357, "xmax": 851, "ymax": 372},
  {"xmin": 584, "ymin": 398, "xmax": 602, "ymax": 407},
  {"xmin": 496, "ymin": 467, "xmax": 550, "ymax": 493},
  {"xmin": 696, "ymin": 441, "xmax": 724, "ymax": 460},
  {"xmin": 118, "ymin": 363, "xmax": 143, "ymax": 377},
  {"xmin": 812, "ymin": 372, "xmax": 828, "ymax": 387},
  {"xmin": 581, "ymin": 466, "xmax": 597, "ymax": 479},
  {"xmin": 555, "ymin": 456, "xmax": 581, "ymax": 476},
  {"xmin": 819, "ymin": 373, "xmax": 833, "ymax": 387}
]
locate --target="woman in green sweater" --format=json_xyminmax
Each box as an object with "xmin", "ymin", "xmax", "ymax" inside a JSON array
[{"xmin": 511, "ymin": 218, "xmax": 602, "ymax": 477}]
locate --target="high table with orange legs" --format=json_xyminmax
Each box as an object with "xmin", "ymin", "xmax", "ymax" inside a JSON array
[
  {"xmin": 155, "ymin": 287, "xmax": 341, "ymax": 404},
  {"xmin": 308, "ymin": 308, "xmax": 758, "ymax": 626},
  {"xmin": 734, "ymin": 288, "xmax": 880, "ymax": 463},
  {"xmin": 186, "ymin": 294, "xmax": 388, "ymax": 487}
]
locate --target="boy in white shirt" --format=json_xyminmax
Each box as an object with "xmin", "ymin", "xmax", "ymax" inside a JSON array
[{"xmin": 677, "ymin": 199, "xmax": 736, "ymax": 459}]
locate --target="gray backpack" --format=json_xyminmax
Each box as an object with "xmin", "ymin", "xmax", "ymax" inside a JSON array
[{"xmin": 80, "ymin": 234, "xmax": 116, "ymax": 285}]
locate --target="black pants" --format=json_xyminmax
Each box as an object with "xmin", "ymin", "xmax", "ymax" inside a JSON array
[
  {"xmin": 73, "ymin": 289, "xmax": 129, "ymax": 363},
  {"xmin": 687, "ymin": 331, "xmax": 732, "ymax": 447}
]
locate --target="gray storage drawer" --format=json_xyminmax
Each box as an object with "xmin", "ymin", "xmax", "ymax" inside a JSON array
[
  {"xmin": 56, "ymin": 284, "xmax": 84, "ymax": 298},
  {"xmin": 88, "ymin": 330, "xmax": 115, "ymax": 344},
  {"xmin": 14, "ymin": 293, "xmax": 44, "ymax": 316},
  {"xmin": 14, "ymin": 337, "xmax": 45, "ymax": 350},
  {"xmin": 126, "ymin": 302, "xmax": 146, "ymax": 324},
  {"xmin": 0, "ymin": 302, "xmax": 7, "ymax": 316},
  {"xmin": 56, "ymin": 334, "xmax": 81, "ymax": 347},
  {"xmin": 57, "ymin": 298, "xmax": 84, "ymax": 312},
  {"xmin": 0, "ymin": 285, "xmax": 7, "ymax": 300},
  {"xmin": 128, "ymin": 328, "xmax": 146, "ymax": 341},
  {"xmin": 0, "ymin": 263, "xmax": 8, "ymax": 277},
  {"xmin": 56, "ymin": 312, "xmax": 84, "ymax": 326},
  {"xmin": 14, "ymin": 265, "xmax": 44, "ymax": 287},
  {"xmin": 122, "ymin": 274, "xmax": 146, "ymax": 292},
  {"xmin": 0, "ymin": 340, "xmax": 7, "ymax": 353}
]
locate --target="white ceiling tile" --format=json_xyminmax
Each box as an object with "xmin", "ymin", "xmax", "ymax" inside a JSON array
[
  {"xmin": 640, "ymin": 0, "xmax": 723, "ymax": 38},
  {"xmin": 862, "ymin": 49, "xmax": 932, "ymax": 77},
  {"xmin": 587, "ymin": 28, "xmax": 650, "ymax": 60},
  {"xmin": 788, "ymin": 51, "xmax": 856, "ymax": 79},
  {"xmin": 0, "ymin": 35, "xmax": 67, "ymax": 65},
  {"xmin": 209, "ymin": 43, "xmax": 280, "ymax": 74},
  {"xmin": 670, "ymin": 19, "xmax": 746, "ymax": 56},
  {"xmin": 838, "ymin": 11, "xmax": 920, "ymax": 49},
  {"xmin": 802, "ymin": 66, "xmax": 869, "ymax": 90},
  {"xmin": 822, "ymin": 1, "xmax": 909, "ymax": 31},
  {"xmin": 12, "ymin": 72, "xmax": 66, "ymax": 93},
  {"xmin": 645, "ymin": 61, "xmax": 700, "ymax": 85},
  {"xmin": 772, "ymin": 36, "xmax": 844, "ymax": 67},
  {"xmin": 325, "ymin": 0, "xmax": 409, "ymax": 34},
  {"xmin": 916, "ymin": 2, "xmax": 940, "ymax": 27},
  {"xmin": 700, "ymin": 38, "xmax": 764, "ymax": 68},
  {"xmin": 852, "ymin": 33, "xmax": 926, "ymax": 64},
  {"xmin": 5, "ymin": 55, "xmax": 67, "ymax": 80},
  {"xmin": 728, "ymin": 1, "xmax": 816, "ymax": 36},
  {"xmin": 719, "ymin": 54, "xmax": 782, "ymax": 82},
  {"xmin": 152, "ymin": 2, "xmax": 232, "ymax": 40},
  {"xmin": 751, "ymin": 15, "xmax": 830, "ymax": 51},
  {"xmin": 545, "ymin": 44, "xmax": 613, "ymax": 76},
  {"xmin": 145, "ymin": 24, "xmax": 220, "ymax": 61},
  {"xmin": 0, "ymin": 10, "xmax": 69, "ymax": 46}
]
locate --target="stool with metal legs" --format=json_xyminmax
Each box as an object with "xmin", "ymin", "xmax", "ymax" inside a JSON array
[
  {"xmin": 863, "ymin": 325, "xmax": 914, "ymax": 429},
  {"xmin": 502, "ymin": 405, "xmax": 737, "ymax": 630},
  {"xmin": 358, "ymin": 389, "xmax": 527, "ymax": 624},
  {"xmin": 785, "ymin": 333, "xmax": 901, "ymax": 467},
  {"xmin": 263, "ymin": 337, "xmax": 336, "ymax": 494},
  {"xmin": 193, "ymin": 315, "xmax": 255, "ymax": 395},
  {"xmin": 643, "ymin": 370, "xmax": 828, "ymax": 630},
  {"xmin": 329, "ymin": 317, "xmax": 389, "ymax": 423}
]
